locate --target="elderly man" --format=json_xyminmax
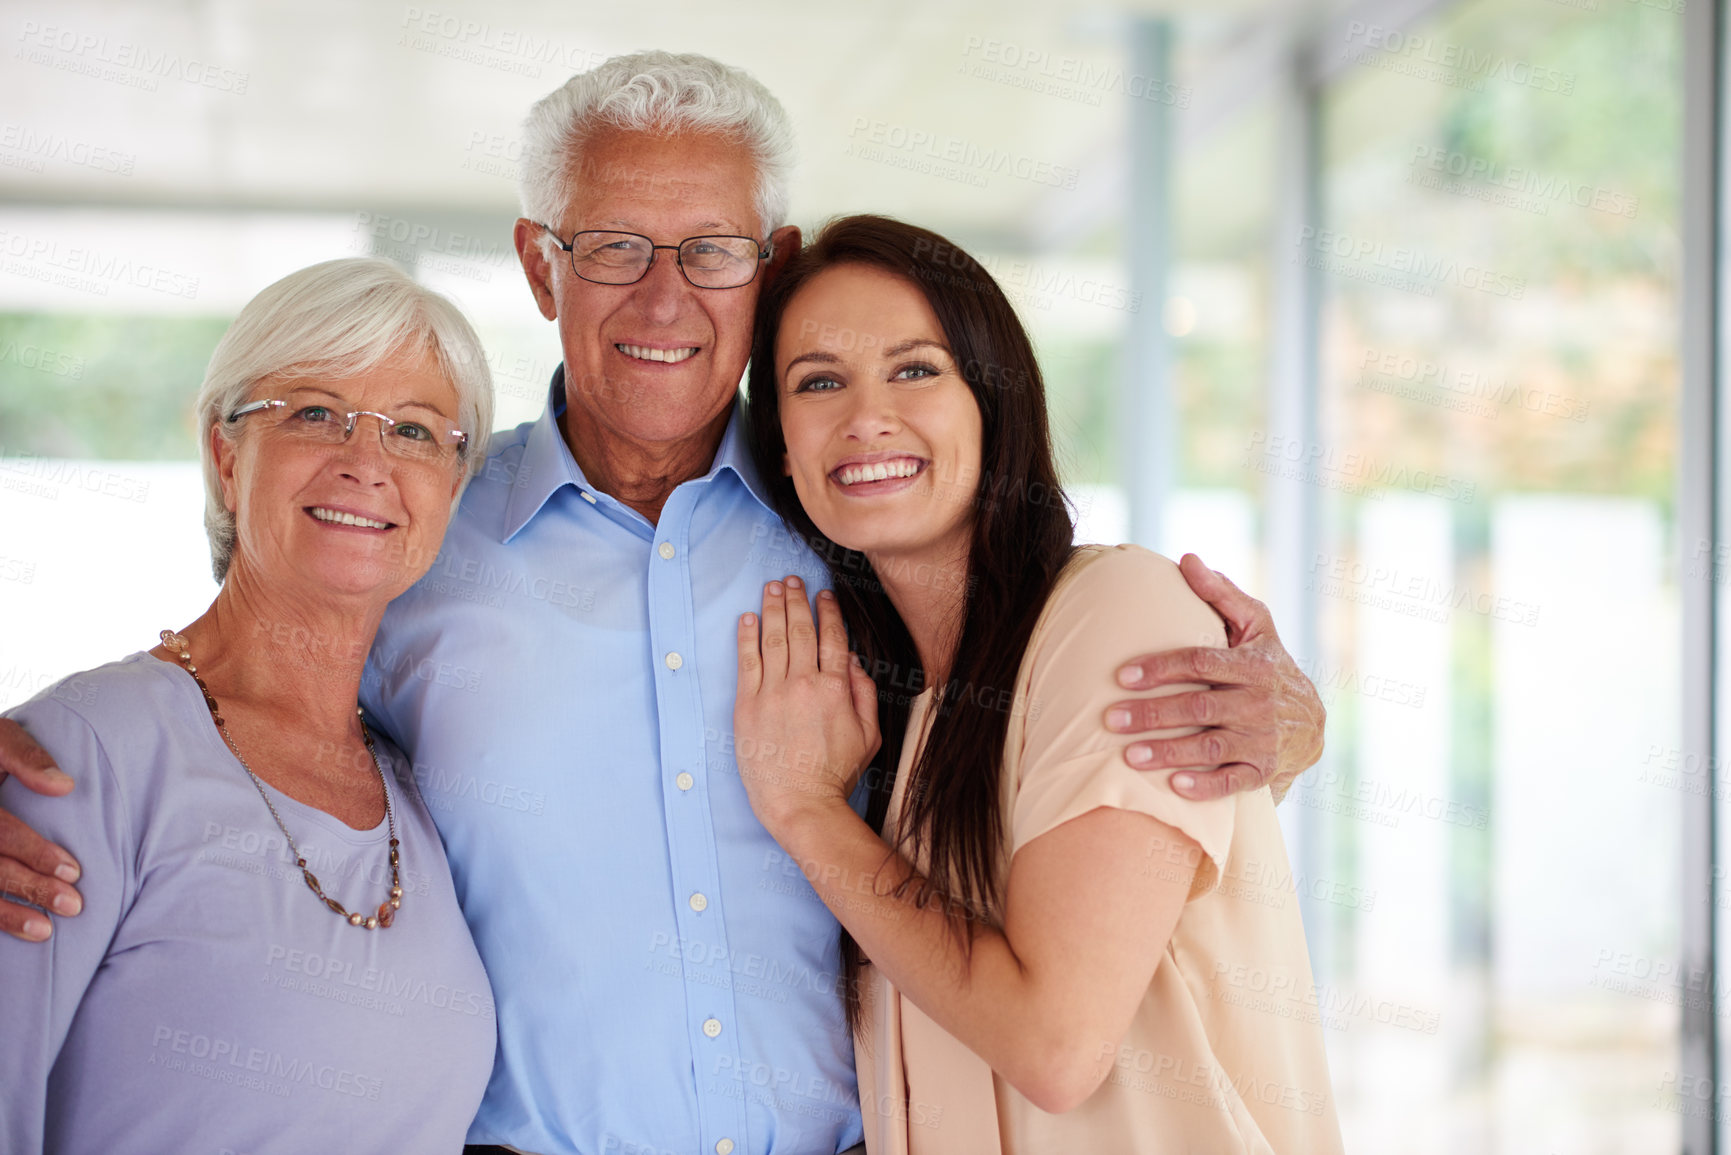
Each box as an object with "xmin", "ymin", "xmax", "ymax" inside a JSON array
[{"xmin": 0, "ymin": 52, "xmax": 1324, "ymax": 1155}]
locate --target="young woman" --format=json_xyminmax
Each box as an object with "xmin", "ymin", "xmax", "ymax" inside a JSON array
[{"xmin": 735, "ymin": 215, "xmax": 1342, "ymax": 1153}]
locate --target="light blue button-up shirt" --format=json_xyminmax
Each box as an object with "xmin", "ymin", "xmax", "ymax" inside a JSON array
[{"xmin": 361, "ymin": 370, "xmax": 856, "ymax": 1155}]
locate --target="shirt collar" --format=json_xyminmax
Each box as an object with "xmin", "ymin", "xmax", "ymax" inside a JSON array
[
  {"xmin": 706, "ymin": 391, "xmax": 779, "ymax": 515},
  {"xmin": 501, "ymin": 365, "xmax": 779, "ymax": 542}
]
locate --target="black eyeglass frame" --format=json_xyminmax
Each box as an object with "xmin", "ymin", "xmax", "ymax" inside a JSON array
[{"xmin": 541, "ymin": 225, "xmax": 772, "ymax": 289}]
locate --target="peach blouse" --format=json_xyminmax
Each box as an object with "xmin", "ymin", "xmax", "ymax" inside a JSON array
[{"xmin": 853, "ymin": 545, "xmax": 1343, "ymax": 1155}]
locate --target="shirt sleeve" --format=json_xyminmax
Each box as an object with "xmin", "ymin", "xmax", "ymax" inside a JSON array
[
  {"xmin": 1010, "ymin": 545, "xmax": 1234, "ymax": 897},
  {"xmin": 0, "ymin": 693, "xmax": 134, "ymax": 1153}
]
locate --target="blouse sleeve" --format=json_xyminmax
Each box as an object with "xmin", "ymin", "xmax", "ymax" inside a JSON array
[
  {"xmin": 1010, "ymin": 545, "xmax": 1234, "ymax": 897},
  {"xmin": 0, "ymin": 691, "xmax": 134, "ymax": 1153}
]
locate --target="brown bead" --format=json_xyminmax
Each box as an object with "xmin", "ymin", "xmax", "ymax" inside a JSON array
[
  {"xmin": 325, "ymin": 897, "xmax": 347, "ymax": 916},
  {"xmin": 376, "ymin": 903, "xmax": 395, "ymax": 928},
  {"xmin": 364, "ymin": 916, "xmax": 378, "ymax": 929},
  {"xmin": 302, "ymin": 870, "xmax": 321, "ymax": 893},
  {"xmin": 348, "ymin": 912, "xmax": 363, "ymax": 926},
  {"xmin": 390, "ymin": 886, "xmax": 403, "ymax": 899},
  {"xmin": 389, "ymin": 897, "xmax": 401, "ymax": 909}
]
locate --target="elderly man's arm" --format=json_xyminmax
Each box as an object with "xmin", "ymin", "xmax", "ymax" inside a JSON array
[
  {"xmin": 1105, "ymin": 554, "xmax": 1326, "ymax": 804},
  {"xmin": 0, "ymin": 718, "xmax": 83, "ymax": 940}
]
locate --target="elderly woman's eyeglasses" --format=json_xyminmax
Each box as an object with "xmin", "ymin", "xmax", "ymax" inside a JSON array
[
  {"xmin": 227, "ymin": 399, "xmax": 468, "ymax": 465},
  {"xmin": 545, "ymin": 226, "xmax": 770, "ymax": 289}
]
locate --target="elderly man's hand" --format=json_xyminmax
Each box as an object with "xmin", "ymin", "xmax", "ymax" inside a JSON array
[
  {"xmin": 1106, "ymin": 555, "xmax": 1325, "ymax": 803},
  {"xmin": 0, "ymin": 717, "xmax": 82, "ymax": 941}
]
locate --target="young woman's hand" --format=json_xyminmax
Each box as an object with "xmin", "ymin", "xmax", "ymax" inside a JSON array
[{"xmin": 734, "ymin": 576, "xmax": 881, "ymax": 834}]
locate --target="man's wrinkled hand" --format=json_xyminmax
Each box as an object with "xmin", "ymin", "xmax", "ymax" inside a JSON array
[
  {"xmin": 0, "ymin": 717, "xmax": 82, "ymax": 941},
  {"xmin": 1105, "ymin": 554, "xmax": 1325, "ymax": 803}
]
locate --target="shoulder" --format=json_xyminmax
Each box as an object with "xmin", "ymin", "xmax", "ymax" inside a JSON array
[
  {"xmin": 1036, "ymin": 544, "xmax": 1225, "ymax": 655},
  {"xmin": 446, "ymin": 420, "xmax": 536, "ymax": 528},
  {"xmin": 7, "ymin": 653, "xmax": 192, "ymax": 746},
  {"xmin": 485, "ymin": 421, "xmax": 534, "ymax": 458},
  {"xmin": 1005, "ymin": 547, "xmax": 1239, "ymax": 883},
  {"xmin": 1061, "ymin": 543, "xmax": 1186, "ymax": 596},
  {"xmin": 1, "ymin": 654, "xmax": 186, "ymax": 832},
  {"xmin": 384, "ymin": 422, "xmax": 539, "ymax": 624}
]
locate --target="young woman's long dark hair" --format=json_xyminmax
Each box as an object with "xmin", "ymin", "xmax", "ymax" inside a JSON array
[{"xmin": 746, "ymin": 215, "xmax": 1077, "ymax": 1027}]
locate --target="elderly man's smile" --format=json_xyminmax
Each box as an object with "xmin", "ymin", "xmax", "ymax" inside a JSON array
[{"xmin": 614, "ymin": 342, "xmax": 701, "ymax": 365}]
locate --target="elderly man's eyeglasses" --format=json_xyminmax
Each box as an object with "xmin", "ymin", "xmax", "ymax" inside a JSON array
[
  {"xmin": 227, "ymin": 399, "xmax": 468, "ymax": 466},
  {"xmin": 545, "ymin": 227, "xmax": 771, "ymax": 289}
]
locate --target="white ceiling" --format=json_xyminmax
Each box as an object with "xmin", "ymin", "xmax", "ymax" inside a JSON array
[{"xmin": 0, "ymin": 0, "xmax": 1336, "ymax": 249}]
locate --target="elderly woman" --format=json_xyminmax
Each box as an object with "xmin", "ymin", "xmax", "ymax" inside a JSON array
[{"xmin": 0, "ymin": 257, "xmax": 497, "ymax": 1154}]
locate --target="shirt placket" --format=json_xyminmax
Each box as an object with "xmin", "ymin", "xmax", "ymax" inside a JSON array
[{"xmin": 648, "ymin": 480, "xmax": 751, "ymax": 1155}]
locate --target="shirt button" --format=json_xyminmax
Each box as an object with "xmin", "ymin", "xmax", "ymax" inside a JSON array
[
  {"xmin": 689, "ymin": 892, "xmax": 708, "ymax": 912},
  {"xmin": 716, "ymin": 1141, "xmax": 735, "ymax": 1155},
  {"xmin": 658, "ymin": 541, "xmax": 676, "ymax": 560},
  {"xmin": 665, "ymin": 652, "xmax": 683, "ymax": 671},
  {"xmin": 676, "ymin": 772, "xmax": 694, "ymax": 791},
  {"xmin": 702, "ymin": 1017, "xmax": 722, "ymax": 1038}
]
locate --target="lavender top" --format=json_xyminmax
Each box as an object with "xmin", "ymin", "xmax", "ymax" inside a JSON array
[{"xmin": 0, "ymin": 653, "xmax": 496, "ymax": 1155}]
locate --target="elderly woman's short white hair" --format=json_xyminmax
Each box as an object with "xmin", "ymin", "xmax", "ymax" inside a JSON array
[
  {"xmin": 518, "ymin": 51, "xmax": 796, "ymax": 242},
  {"xmin": 195, "ymin": 257, "xmax": 494, "ymax": 582}
]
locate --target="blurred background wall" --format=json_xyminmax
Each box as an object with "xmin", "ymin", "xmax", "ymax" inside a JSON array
[{"xmin": 0, "ymin": 0, "xmax": 1697, "ymax": 1150}]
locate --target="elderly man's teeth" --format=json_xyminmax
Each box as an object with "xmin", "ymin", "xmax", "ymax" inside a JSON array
[
  {"xmin": 617, "ymin": 344, "xmax": 699, "ymax": 364},
  {"xmin": 837, "ymin": 460, "xmax": 922, "ymax": 486},
  {"xmin": 311, "ymin": 507, "xmax": 390, "ymax": 529}
]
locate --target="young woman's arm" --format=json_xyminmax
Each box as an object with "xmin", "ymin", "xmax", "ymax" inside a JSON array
[
  {"xmin": 767, "ymin": 789, "xmax": 1195, "ymax": 1113},
  {"xmin": 735, "ymin": 550, "xmax": 1231, "ymax": 1113}
]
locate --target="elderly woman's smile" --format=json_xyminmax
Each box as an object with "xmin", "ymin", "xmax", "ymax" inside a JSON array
[{"xmin": 309, "ymin": 506, "xmax": 394, "ymax": 530}]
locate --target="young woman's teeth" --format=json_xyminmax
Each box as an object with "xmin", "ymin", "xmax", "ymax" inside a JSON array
[
  {"xmin": 311, "ymin": 507, "xmax": 390, "ymax": 529},
  {"xmin": 617, "ymin": 344, "xmax": 698, "ymax": 364},
  {"xmin": 838, "ymin": 460, "xmax": 922, "ymax": 486}
]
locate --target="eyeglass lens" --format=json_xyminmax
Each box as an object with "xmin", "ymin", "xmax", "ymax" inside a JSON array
[
  {"xmin": 271, "ymin": 404, "xmax": 460, "ymax": 463},
  {"xmin": 568, "ymin": 231, "xmax": 762, "ymax": 288}
]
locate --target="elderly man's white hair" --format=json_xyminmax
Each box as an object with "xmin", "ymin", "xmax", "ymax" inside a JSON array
[
  {"xmin": 518, "ymin": 51, "xmax": 796, "ymax": 241},
  {"xmin": 195, "ymin": 257, "xmax": 495, "ymax": 583}
]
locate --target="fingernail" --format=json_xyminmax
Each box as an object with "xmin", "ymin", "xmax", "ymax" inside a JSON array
[
  {"xmin": 1117, "ymin": 665, "xmax": 1143, "ymax": 688},
  {"xmin": 46, "ymin": 768, "xmax": 73, "ymax": 786},
  {"xmin": 742, "ymin": 612, "xmax": 756, "ymax": 626},
  {"xmin": 818, "ymin": 589, "xmax": 834, "ymax": 600},
  {"xmin": 768, "ymin": 581, "xmax": 783, "ymax": 595},
  {"xmin": 787, "ymin": 575, "xmax": 802, "ymax": 588},
  {"xmin": 54, "ymin": 861, "xmax": 80, "ymax": 884},
  {"xmin": 22, "ymin": 916, "xmax": 50, "ymax": 940},
  {"xmin": 1173, "ymin": 773, "xmax": 1195, "ymax": 790},
  {"xmin": 1107, "ymin": 708, "xmax": 1132, "ymax": 730},
  {"xmin": 52, "ymin": 892, "xmax": 81, "ymax": 916},
  {"xmin": 1126, "ymin": 744, "xmax": 1152, "ymax": 767}
]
